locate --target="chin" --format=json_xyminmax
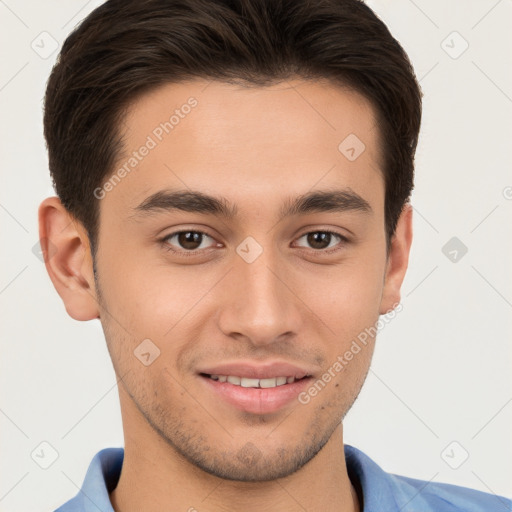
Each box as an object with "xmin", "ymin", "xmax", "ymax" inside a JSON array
[{"xmin": 183, "ymin": 436, "xmax": 330, "ymax": 482}]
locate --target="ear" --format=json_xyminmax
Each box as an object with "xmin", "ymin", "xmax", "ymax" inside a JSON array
[
  {"xmin": 379, "ymin": 203, "xmax": 413, "ymax": 314},
  {"xmin": 38, "ymin": 196, "xmax": 100, "ymax": 321}
]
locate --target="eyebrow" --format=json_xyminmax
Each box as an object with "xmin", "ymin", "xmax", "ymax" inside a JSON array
[{"xmin": 130, "ymin": 187, "xmax": 372, "ymax": 221}]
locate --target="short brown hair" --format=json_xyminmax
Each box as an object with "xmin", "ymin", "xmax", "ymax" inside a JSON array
[{"xmin": 43, "ymin": 0, "xmax": 422, "ymax": 256}]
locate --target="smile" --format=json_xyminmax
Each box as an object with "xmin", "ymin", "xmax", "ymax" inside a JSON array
[
  {"xmin": 205, "ymin": 374, "xmax": 301, "ymax": 388},
  {"xmin": 199, "ymin": 373, "xmax": 313, "ymax": 414}
]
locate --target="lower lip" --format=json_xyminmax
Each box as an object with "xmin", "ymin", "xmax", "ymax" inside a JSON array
[{"xmin": 199, "ymin": 375, "xmax": 313, "ymax": 415}]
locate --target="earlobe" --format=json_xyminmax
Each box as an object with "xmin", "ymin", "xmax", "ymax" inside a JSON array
[
  {"xmin": 38, "ymin": 196, "xmax": 100, "ymax": 321},
  {"xmin": 379, "ymin": 203, "xmax": 413, "ymax": 315}
]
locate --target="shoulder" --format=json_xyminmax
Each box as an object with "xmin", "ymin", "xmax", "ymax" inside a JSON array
[
  {"xmin": 344, "ymin": 444, "xmax": 511, "ymax": 512},
  {"xmin": 389, "ymin": 472, "xmax": 512, "ymax": 512}
]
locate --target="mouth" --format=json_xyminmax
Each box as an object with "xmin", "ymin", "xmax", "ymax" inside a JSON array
[
  {"xmin": 200, "ymin": 373, "xmax": 310, "ymax": 388},
  {"xmin": 198, "ymin": 372, "xmax": 313, "ymax": 414}
]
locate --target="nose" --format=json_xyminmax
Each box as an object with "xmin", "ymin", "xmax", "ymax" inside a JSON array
[{"xmin": 217, "ymin": 248, "xmax": 303, "ymax": 347}]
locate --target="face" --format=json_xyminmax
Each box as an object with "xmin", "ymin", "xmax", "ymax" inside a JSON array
[{"xmin": 42, "ymin": 78, "xmax": 412, "ymax": 482}]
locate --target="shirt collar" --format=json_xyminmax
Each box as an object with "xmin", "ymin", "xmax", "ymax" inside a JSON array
[
  {"xmin": 74, "ymin": 447, "xmax": 122, "ymax": 512},
  {"xmin": 64, "ymin": 444, "xmax": 402, "ymax": 512}
]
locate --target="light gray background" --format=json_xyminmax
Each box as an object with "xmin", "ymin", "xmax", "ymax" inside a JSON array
[{"xmin": 1, "ymin": 1, "xmax": 511, "ymax": 511}]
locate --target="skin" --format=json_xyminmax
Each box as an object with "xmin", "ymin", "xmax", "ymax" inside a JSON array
[{"xmin": 39, "ymin": 78, "xmax": 413, "ymax": 512}]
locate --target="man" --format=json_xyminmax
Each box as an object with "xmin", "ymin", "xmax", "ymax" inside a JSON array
[{"xmin": 39, "ymin": 0, "xmax": 510, "ymax": 511}]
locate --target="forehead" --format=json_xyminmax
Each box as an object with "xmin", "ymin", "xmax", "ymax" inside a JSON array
[{"xmin": 106, "ymin": 78, "xmax": 384, "ymax": 216}]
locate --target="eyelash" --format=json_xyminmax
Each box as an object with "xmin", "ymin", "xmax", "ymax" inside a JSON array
[{"xmin": 159, "ymin": 229, "xmax": 349, "ymax": 257}]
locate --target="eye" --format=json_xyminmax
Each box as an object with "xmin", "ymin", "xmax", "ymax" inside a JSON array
[
  {"xmin": 294, "ymin": 230, "xmax": 348, "ymax": 252},
  {"xmin": 161, "ymin": 230, "xmax": 218, "ymax": 253}
]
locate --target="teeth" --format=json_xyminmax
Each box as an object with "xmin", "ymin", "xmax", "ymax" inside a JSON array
[
  {"xmin": 260, "ymin": 377, "xmax": 278, "ymax": 388},
  {"xmin": 241, "ymin": 377, "xmax": 260, "ymax": 388},
  {"xmin": 208, "ymin": 374, "xmax": 298, "ymax": 388}
]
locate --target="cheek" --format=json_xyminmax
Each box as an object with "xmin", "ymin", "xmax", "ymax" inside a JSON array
[
  {"xmin": 304, "ymin": 253, "xmax": 386, "ymax": 335},
  {"xmin": 96, "ymin": 242, "xmax": 220, "ymax": 346}
]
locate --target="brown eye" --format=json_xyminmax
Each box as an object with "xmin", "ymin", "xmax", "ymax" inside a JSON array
[
  {"xmin": 162, "ymin": 231, "xmax": 215, "ymax": 252},
  {"xmin": 295, "ymin": 231, "xmax": 347, "ymax": 251},
  {"xmin": 307, "ymin": 232, "xmax": 332, "ymax": 250},
  {"xmin": 177, "ymin": 231, "xmax": 203, "ymax": 250}
]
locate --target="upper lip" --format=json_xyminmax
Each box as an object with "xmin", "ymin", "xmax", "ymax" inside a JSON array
[{"xmin": 198, "ymin": 361, "xmax": 313, "ymax": 380}]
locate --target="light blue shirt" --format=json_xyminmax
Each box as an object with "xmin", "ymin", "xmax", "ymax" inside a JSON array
[{"xmin": 54, "ymin": 444, "xmax": 511, "ymax": 511}]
